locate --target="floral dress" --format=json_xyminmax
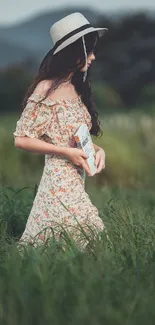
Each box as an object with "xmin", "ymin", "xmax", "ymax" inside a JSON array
[{"xmin": 13, "ymin": 93, "xmax": 105, "ymax": 249}]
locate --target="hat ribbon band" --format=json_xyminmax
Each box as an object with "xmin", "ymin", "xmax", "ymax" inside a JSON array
[{"xmin": 53, "ymin": 23, "xmax": 93, "ymax": 53}]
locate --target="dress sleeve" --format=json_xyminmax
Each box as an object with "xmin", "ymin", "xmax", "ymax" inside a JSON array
[{"xmin": 13, "ymin": 94, "xmax": 56, "ymax": 139}]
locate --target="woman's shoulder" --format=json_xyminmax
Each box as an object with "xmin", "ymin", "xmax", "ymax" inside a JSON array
[
  {"xmin": 32, "ymin": 80, "xmax": 64, "ymax": 100},
  {"xmin": 29, "ymin": 80, "xmax": 58, "ymax": 105},
  {"xmin": 33, "ymin": 80, "xmax": 78, "ymax": 102},
  {"xmin": 33, "ymin": 79, "xmax": 53, "ymax": 96}
]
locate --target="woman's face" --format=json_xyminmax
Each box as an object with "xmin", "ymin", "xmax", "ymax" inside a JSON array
[{"xmin": 80, "ymin": 51, "xmax": 96, "ymax": 72}]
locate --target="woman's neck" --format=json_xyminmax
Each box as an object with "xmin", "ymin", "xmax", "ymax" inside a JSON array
[{"xmin": 61, "ymin": 73, "xmax": 74, "ymax": 87}]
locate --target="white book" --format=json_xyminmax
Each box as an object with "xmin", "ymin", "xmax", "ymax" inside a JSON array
[{"xmin": 74, "ymin": 123, "xmax": 97, "ymax": 176}]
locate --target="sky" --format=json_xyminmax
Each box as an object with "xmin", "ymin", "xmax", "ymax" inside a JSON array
[{"xmin": 1, "ymin": 0, "xmax": 155, "ymax": 26}]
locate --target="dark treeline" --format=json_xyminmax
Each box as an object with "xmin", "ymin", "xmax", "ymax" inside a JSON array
[
  {"xmin": 96, "ymin": 12, "xmax": 155, "ymax": 107},
  {"xmin": 1, "ymin": 11, "xmax": 155, "ymax": 113}
]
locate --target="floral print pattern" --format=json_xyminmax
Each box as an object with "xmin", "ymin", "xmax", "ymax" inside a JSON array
[{"xmin": 13, "ymin": 93, "xmax": 105, "ymax": 249}]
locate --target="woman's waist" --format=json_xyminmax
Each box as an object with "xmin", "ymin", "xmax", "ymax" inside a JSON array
[
  {"xmin": 45, "ymin": 153, "xmax": 84, "ymax": 170},
  {"xmin": 43, "ymin": 154, "xmax": 85, "ymax": 181},
  {"xmin": 44, "ymin": 154, "xmax": 85, "ymax": 174},
  {"xmin": 45, "ymin": 153, "xmax": 71, "ymax": 164}
]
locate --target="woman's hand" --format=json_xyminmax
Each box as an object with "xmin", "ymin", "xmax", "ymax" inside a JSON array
[
  {"xmin": 94, "ymin": 148, "xmax": 106, "ymax": 174},
  {"xmin": 66, "ymin": 148, "xmax": 91, "ymax": 175}
]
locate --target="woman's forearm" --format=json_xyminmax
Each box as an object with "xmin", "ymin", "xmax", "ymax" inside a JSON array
[{"xmin": 14, "ymin": 136, "xmax": 70, "ymax": 157}]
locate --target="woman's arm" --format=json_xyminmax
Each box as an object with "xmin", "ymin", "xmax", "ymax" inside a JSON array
[
  {"xmin": 15, "ymin": 137, "xmax": 103, "ymax": 156},
  {"xmin": 93, "ymin": 142, "xmax": 106, "ymax": 172},
  {"xmin": 93, "ymin": 143, "xmax": 101, "ymax": 152},
  {"xmin": 14, "ymin": 136, "xmax": 70, "ymax": 157}
]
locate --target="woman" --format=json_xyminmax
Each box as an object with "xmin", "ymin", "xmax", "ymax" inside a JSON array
[{"xmin": 13, "ymin": 12, "xmax": 108, "ymax": 250}]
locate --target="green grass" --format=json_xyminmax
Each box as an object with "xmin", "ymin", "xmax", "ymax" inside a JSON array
[{"xmin": 0, "ymin": 185, "xmax": 155, "ymax": 324}]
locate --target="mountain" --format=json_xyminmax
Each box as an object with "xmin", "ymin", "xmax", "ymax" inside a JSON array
[
  {"xmin": 0, "ymin": 7, "xmax": 104, "ymax": 68},
  {"xmin": 0, "ymin": 39, "xmax": 37, "ymax": 68}
]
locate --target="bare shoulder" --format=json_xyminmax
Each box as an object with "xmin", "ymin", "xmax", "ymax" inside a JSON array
[
  {"xmin": 48, "ymin": 84, "xmax": 78, "ymax": 101},
  {"xmin": 33, "ymin": 80, "xmax": 53, "ymax": 96},
  {"xmin": 33, "ymin": 80, "xmax": 78, "ymax": 100}
]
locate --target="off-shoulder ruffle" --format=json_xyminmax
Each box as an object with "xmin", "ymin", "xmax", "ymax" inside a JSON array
[
  {"xmin": 13, "ymin": 94, "xmax": 56, "ymax": 139},
  {"xmin": 27, "ymin": 93, "xmax": 92, "ymax": 129},
  {"xmin": 13, "ymin": 92, "xmax": 92, "ymax": 140},
  {"xmin": 27, "ymin": 93, "xmax": 82, "ymax": 107}
]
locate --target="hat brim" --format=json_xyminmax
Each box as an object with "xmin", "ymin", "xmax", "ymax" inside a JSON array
[
  {"xmin": 53, "ymin": 27, "xmax": 108, "ymax": 55},
  {"xmin": 39, "ymin": 27, "xmax": 108, "ymax": 70}
]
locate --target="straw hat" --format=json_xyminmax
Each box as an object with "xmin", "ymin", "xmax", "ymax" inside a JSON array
[{"xmin": 39, "ymin": 12, "xmax": 108, "ymax": 81}]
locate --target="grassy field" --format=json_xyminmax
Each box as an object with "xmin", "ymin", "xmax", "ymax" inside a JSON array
[
  {"xmin": 0, "ymin": 111, "xmax": 155, "ymax": 324},
  {"xmin": 0, "ymin": 185, "xmax": 155, "ymax": 324}
]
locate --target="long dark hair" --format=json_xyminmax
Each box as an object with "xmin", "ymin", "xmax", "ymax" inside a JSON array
[{"xmin": 22, "ymin": 31, "xmax": 103, "ymax": 138}]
